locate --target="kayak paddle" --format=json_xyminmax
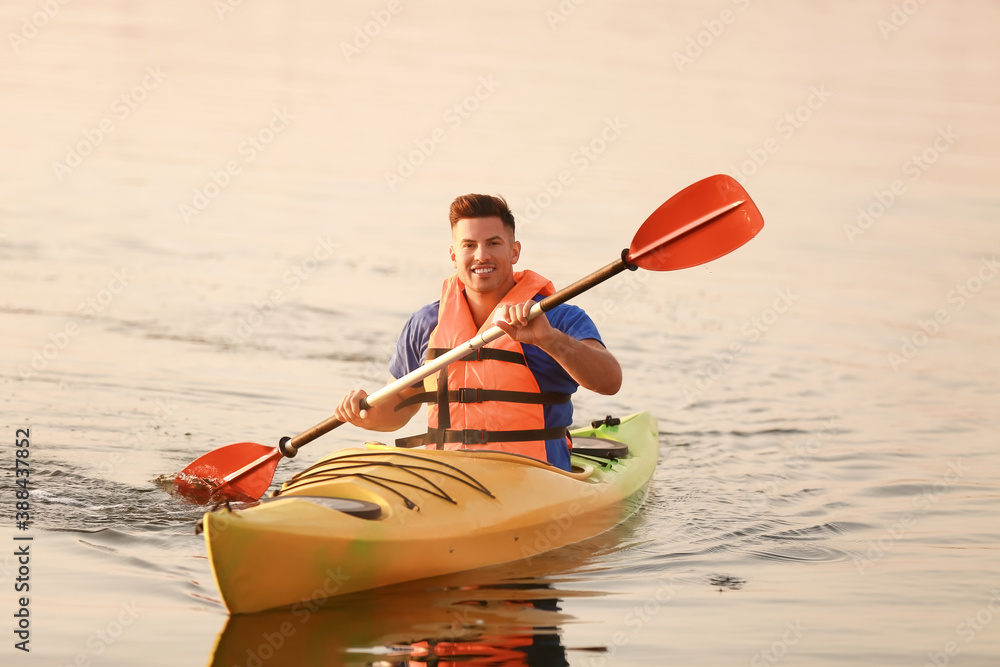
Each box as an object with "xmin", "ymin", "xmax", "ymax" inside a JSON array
[{"xmin": 173, "ymin": 174, "xmax": 764, "ymax": 503}]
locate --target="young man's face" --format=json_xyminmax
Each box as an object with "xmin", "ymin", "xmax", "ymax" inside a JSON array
[{"xmin": 449, "ymin": 216, "xmax": 521, "ymax": 296}]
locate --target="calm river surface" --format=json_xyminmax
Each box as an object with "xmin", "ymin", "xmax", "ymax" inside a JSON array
[{"xmin": 2, "ymin": 1, "xmax": 998, "ymax": 665}]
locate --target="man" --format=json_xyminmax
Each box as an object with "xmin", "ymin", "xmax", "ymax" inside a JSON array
[{"xmin": 334, "ymin": 194, "xmax": 621, "ymax": 470}]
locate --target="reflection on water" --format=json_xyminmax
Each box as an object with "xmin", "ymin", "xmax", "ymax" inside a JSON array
[
  {"xmin": 209, "ymin": 514, "xmax": 650, "ymax": 666},
  {"xmin": 212, "ymin": 582, "xmax": 573, "ymax": 667},
  {"xmin": 3, "ymin": 0, "xmax": 999, "ymax": 665},
  {"xmin": 204, "ymin": 464, "xmax": 881, "ymax": 665}
]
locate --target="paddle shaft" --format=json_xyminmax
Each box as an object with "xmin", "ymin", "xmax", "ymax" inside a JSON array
[
  {"xmin": 278, "ymin": 254, "xmax": 635, "ymax": 457},
  {"xmin": 177, "ymin": 175, "xmax": 763, "ymax": 501},
  {"xmin": 277, "ymin": 193, "xmax": 749, "ymax": 456}
]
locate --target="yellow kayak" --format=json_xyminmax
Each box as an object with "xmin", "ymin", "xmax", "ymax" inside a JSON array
[{"xmin": 202, "ymin": 412, "xmax": 658, "ymax": 614}]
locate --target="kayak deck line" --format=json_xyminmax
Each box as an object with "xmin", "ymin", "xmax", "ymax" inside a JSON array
[
  {"xmin": 276, "ymin": 459, "xmax": 495, "ymax": 510},
  {"xmin": 203, "ymin": 412, "xmax": 659, "ymax": 614},
  {"xmin": 284, "ymin": 450, "xmax": 494, "ymax": 498},
  {"xmin": 358, "ymin": 443, "xmax": 605, "ymax": 481},
  {"xmin": 275, "ymin": 446, "xmax": 601, "ymax": 510}
]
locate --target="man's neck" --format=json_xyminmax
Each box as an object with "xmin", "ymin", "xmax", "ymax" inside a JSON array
[{"xmin": 463, "ymin": 281, "xmax": 515, "ymax": 330}]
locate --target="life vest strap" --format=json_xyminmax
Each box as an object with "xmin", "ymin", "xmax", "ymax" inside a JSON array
[
  {"xmin": 395, "ymin": 425, "xmax": 569, "ymax": 449},
  {"xmin": 426, "ymin": 346, "xmax": 527, "ymax": 366},
  {"xmin": 395, "ymin": 388, "xmax": 571, "ymax": 411}
]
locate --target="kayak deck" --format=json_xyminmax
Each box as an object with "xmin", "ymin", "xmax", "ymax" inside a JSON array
[{"xmin": 203, "ymin": 412, "xmax": 658, "ymax": 614}]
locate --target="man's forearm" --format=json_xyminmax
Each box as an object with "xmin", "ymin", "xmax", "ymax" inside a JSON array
[
  {"xmin": 334, "ymin": 386, "xmax": 422, "ymax": 432},
  {"xmin": 537, "ymin": 331, "xmax": 622, "ymax": 395},
  {"xmin": 360, "ymin": 402, "xmax": 419, "ymax": 432}
]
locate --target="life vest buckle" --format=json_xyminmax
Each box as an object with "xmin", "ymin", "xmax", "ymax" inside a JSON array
[
  {"xmin": 463, "ymin": 429, "xmax": 489, "ymax": 445},
  {"xmin": 458, "ymin": 387, "xmax": 483, "ymax": 404}
]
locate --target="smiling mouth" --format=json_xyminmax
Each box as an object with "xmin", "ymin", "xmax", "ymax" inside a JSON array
[{"xmin": 471, "ymin": 266, "xmax": 495, "ymax": 275}]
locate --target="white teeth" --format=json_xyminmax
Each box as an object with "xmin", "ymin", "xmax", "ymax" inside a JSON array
[{"xmin": 473, "ymin": 267, "xmax": 493, "ymax": 274}]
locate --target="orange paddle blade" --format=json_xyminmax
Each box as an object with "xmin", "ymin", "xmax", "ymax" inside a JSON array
[
  {"xmin": 170, "ymin": 174, "xmax": 765, "ymax": 506},
  {"xmin": 627, "ymin": 175, "xmax": 763, "ymax": 271},
  {"xmin": 173, "ymin": 442, "xmax": 280, "ymax": 504}
]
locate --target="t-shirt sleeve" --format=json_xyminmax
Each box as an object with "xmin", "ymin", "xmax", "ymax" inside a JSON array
[
  {"xmin": 388, "ymin": 301, "xmax": 439, "ymax": 380},
  {"xmin": 520, "ymin": 301, "xmax": 604, "ymax": 398},
  {"xmin": 544, "ymin": 303, "xmax": 603, "ymax": 345}
]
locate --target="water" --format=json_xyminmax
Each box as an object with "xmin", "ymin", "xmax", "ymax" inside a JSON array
[{"xmin": 2, "ymin": 0, "xmax": 998, "ymax": 664}]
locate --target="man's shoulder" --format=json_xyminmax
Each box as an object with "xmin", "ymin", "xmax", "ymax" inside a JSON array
[
  {"xmin": 401, "ymin": 300, "xmax": 440, "ymax": 338},
  {"xmin": 413, "ymin": 300, "xmax": 440, "ymax": 323},
  {"xmin": 390, "ymin": 300, "xmax": 440, "ymax": 380}
]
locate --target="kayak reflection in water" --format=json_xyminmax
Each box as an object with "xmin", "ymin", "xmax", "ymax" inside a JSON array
[
  {"xmin": 210, "ymin": 581, "xmax": 571, "ymax": 667},
  {"xmin": 395, "ymin": 594, "xmax": 569, "ymax": 667},
  {"xmin": 335, "ymin": 193, "xmax": 621, "ymax": 471}
]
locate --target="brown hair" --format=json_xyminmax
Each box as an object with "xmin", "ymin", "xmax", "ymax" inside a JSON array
[{"xmin": 448, "ymin": 194, "xmax": 515, "ymax": 235}]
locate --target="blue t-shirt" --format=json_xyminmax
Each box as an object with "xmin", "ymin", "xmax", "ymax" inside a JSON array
[{"xmin": 389, "ymin": 298, "xmax": 602, "ymax": 470}]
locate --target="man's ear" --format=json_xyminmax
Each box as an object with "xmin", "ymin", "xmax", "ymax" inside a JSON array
[
  {"xmin": 449, "ymin": 244, "xmax": 456, "ymax": 267},
  {"xmin": 511, "ymin": 240, "xmax": 521, "ymax": 265}
]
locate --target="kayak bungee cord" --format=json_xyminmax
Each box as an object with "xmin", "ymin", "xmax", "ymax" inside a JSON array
[
  {"xmin": 567, "ymin": 452, "xmax": 619, "ymax": 469},
  {"xmin": 175, "ymin": 175, "xmax": 764, "ymax": 505},
  {"xmin": 275, "ymin": 452, "xmax": 496, "ymax": 509},
  {"xmin": 287, "ymin": 472, "xmax": 425, "ymax": 511},
  {"xmin": 204, "ymin": 415, "xmax": 664, "ymax": 613},
  {"xmin": 286, "ymin": 450, "xmax": 494, "ymax": 495}
]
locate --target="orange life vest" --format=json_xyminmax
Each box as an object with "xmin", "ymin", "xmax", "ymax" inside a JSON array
[
  {"xmin": 394, "ymin": 270, "xmax": 571, "ymax": 462},
  {"xmin": 406, "ymin": 633, "xmax": 534, "ymax": 665}
]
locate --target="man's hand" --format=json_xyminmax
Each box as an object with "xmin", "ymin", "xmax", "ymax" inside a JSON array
[
  {"xmin": 493, "ymin": 300, "xmax": 554, "ymax": 347},
  {"xmin": 493, "ymin": 300, "xmax": 622, "ymax": 395},
  {"xmin": 334, "ymin": 385, "xmax": 423, "ymax": 432},
  {"xmin": 335, "ymin": 389, "xmax": 372, "ymax": 426}
]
